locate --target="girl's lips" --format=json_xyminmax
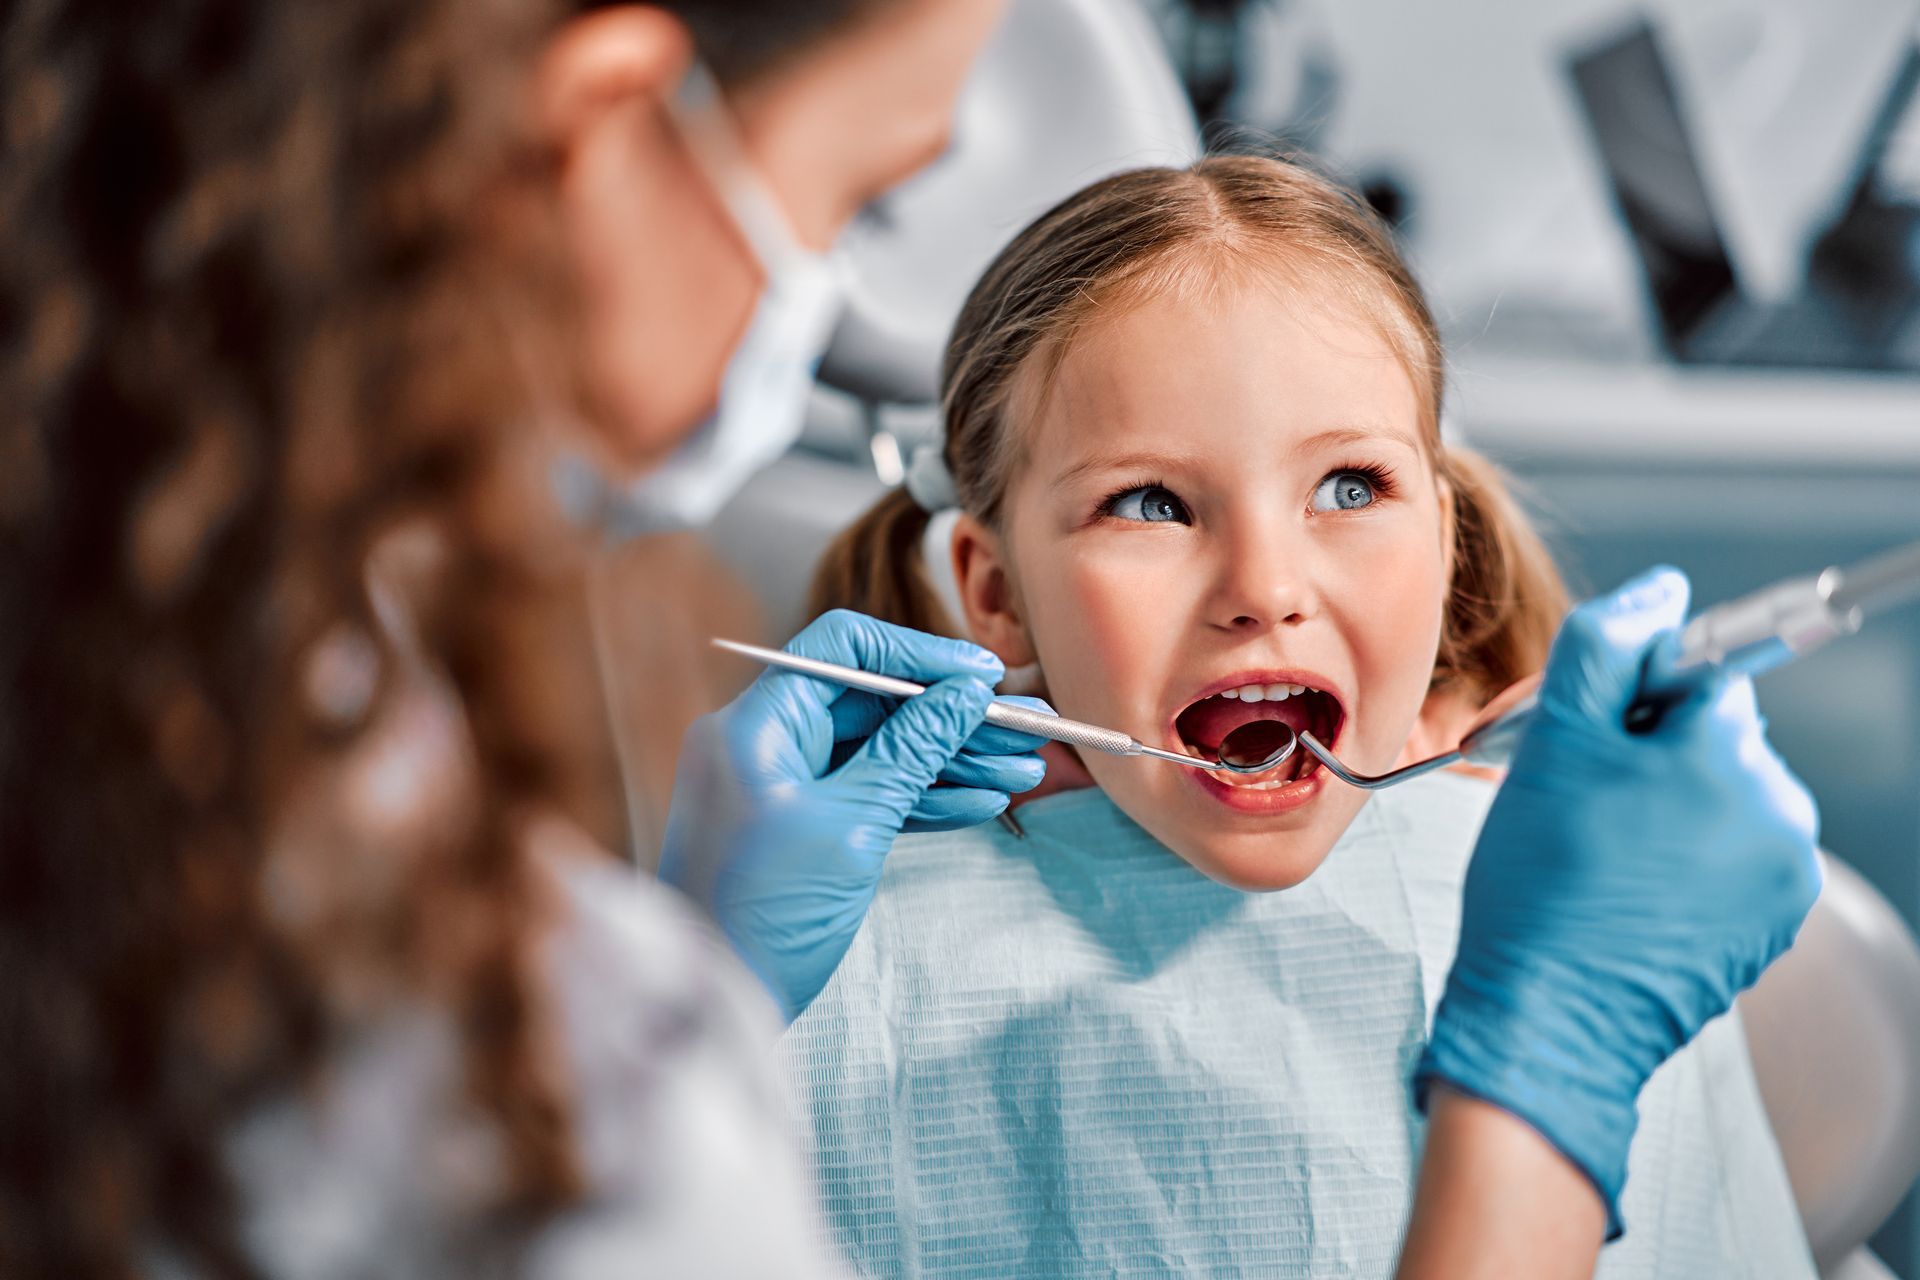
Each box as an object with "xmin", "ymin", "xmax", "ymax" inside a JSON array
[
  {"xmin": 1184, "ymin": 762, "xmax": 1327, "ymax": 813},
  {"xmin": 1172, "ymin": 698, "xmax": 1348, "ymax": 815}
]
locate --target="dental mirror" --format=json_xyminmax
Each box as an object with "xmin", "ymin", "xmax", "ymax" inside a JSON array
[{"xmin": 1212, "ymin": 718, "xmax": 1299, "ymax": 774}]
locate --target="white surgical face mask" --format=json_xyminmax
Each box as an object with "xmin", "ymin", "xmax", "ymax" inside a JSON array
[{"xmin": 592, "ymin": 61, "xmax": 848, "ymax": 537}]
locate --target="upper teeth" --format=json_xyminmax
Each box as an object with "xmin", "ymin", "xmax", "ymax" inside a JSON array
[{"xmin": 1218, "ymin": 682, "xmax": 1311, "ymax": 702}]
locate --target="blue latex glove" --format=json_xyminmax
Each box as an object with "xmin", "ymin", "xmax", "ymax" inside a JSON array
[
  {"xmin": 659, "ymin": 609, "xmax": 1049, "ymax": 1019},
  {"xmin": 1415, "ymin": 567, "xmax": 1821, "ymax": 1238}
]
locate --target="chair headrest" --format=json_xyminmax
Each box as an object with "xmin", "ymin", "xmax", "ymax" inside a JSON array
[{"xmin": 818, "ymin": 0, "xmax": 1199, "ymax": 414}]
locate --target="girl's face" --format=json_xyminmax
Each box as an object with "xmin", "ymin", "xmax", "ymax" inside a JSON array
[{"xmin": 955, "ymin": 278, "xmax": 1451, "ymax": 889}]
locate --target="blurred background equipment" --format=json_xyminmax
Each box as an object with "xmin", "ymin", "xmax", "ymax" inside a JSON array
[
  {"xmin": 691, "ymin": 3, "xmax": 1920, "ymax": 1271},
  {"xmin": 1141, "ymin": 0, "xmax": 1343, "ymax": 149},
  {"xmin": 813, "ymin": 0, "xmax": 1198, "ymax": 476},
  {"xmin": 1569, "ymin": 19, "xmax": 1920, "ymax": 369}
]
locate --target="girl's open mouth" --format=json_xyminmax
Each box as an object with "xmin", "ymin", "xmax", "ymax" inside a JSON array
[{"xmin": 1173, "ymin": 678, "xmax": 1346, "ymax": 792}]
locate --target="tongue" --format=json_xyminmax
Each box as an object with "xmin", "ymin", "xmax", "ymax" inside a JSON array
[{"xmin": 1177, "ymin": 696, "xmax": 1316, "ymax": 755}]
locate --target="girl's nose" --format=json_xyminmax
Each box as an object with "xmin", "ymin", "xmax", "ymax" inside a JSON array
[{"xmin": 1205, "ymin": 523, "xmax": 1316, "ymax": 634}]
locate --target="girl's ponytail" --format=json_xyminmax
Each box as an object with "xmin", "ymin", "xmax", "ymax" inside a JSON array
[
  {"xmin": 1435, "ymin": 445, "xmax": 1569, "ymax": 698},
  {"xmin": 807, "ymin": 486, "xmax": 961, "ymax": 638}
]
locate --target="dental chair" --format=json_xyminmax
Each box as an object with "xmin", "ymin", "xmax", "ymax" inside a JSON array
[
  {"xmin": 810, "ymin": 0, "xmax": 1197, "ymax": 468},
  {"xmin": 703, "ymin": 5, "xmax": 1920, "ymax": 1275},
  {"xmin": 1741, "ymin": 855, "xmax": 1920, "ymax": 1278}
]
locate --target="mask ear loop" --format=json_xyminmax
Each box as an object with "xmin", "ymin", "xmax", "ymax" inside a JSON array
[
  {"xmin": 585, "ymin": 550, "xmax": 654, "ymax": 865},
  {"xmin": 578, "ymin": 64, "xmax": 836, "ymax": 863},
  {"xmin": 666, "ymin": 60, "xmax": 814, "ymax": 278}
]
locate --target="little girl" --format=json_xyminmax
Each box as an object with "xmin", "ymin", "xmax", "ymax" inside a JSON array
[{"xmin": 785, "ymin": 158, "xmax": 1810, "ymax": 1278}]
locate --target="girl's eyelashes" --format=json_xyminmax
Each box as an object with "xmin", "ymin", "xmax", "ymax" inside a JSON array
[
  {"xmin": 1097, "ymin": 481, "xmax": 1191, "ymax": 525},
  {"xmin": 1310, "ymin": 461, "xmax": 1396, "ymax": 514},
  {"xmin": 1094, "ymin": 461, "xmax": 1397, "ymax": 525}
]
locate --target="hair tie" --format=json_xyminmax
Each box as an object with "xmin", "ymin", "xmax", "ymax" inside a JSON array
[{"xmin": 904, "ymin": 443, "xmax": 959, "ymax": 513}]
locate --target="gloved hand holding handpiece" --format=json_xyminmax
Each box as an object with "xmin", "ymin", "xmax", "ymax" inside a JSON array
[
  {"xmin": 659, "ymin": 609, "xmax": 1048, "ymax": 1020},
  {"xmin": 1416, "ymin": 566, "xmax": 1823, "ymax": 1236}
]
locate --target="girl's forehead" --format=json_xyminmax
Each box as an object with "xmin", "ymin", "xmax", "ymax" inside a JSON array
[{"xmin": 1020, "ymin": 281, "xmax": 1428, "ymax": 470}]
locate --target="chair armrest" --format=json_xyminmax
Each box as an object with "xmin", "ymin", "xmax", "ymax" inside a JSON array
[{"xmin": 1739, "ymin": 853, "xmax": 1920, "ymax": 1272}]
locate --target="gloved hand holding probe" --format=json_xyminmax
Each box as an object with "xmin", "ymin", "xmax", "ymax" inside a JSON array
[
  {"xmin": 1415, "ymin": 567, "xmax": 1823, "ymax": 1236},
  {"xmin": 659, "ymin": 609, "xmax": 1048, "ymax": 1019}
]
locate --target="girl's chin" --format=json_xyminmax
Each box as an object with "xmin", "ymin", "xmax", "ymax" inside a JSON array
[
  {"xmin": 1183, "ymin": 840, "xmax": 1335, "ymax": 892},
  {"xmin": 1092, "ymin": 766, "xmax": 1361, "ymax": 891},
  {"xmin": 1158, "ymin": 793, "xmax": 1367, "ymax": 892}
]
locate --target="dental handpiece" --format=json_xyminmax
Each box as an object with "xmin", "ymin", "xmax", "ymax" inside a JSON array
[
  {"xmin": 710, "ymin": 638, "xmax": 1224, "ymax": 770},
  {"xmin": 1301, "ymin": 536, "xmax": 1920, "ymax": 790}
]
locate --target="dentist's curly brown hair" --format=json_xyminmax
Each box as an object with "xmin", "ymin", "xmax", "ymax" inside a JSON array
[{"xmin": 0, "ymin": 0, "xmax": 883, "ymax": 1274}]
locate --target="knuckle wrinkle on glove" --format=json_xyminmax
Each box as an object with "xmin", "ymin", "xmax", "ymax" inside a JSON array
[
  {"xmin": 1552, "ymin": 605, "xmax": 1614, "ymax": 664},
  {"xmin": 802, "ymin": 609, "xmax": 862, "ymax": 649}
]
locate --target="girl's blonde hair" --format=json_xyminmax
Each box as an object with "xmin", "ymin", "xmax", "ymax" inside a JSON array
[{"xmin": 810, "ymin": 156, "xmax": 1567, "ymax": 700}]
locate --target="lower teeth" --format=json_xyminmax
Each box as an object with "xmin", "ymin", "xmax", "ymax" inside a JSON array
[
  {"xmin": 1188, "ymin": 737, "xmax": 1323, "ymax": 792},
  {"xmin": 1208, "ymin": 772, "xmax": 1302, "ymax": 791}
]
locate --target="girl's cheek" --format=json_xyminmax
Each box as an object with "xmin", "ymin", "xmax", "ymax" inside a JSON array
[
  {"xmin": 1339, "ymin": 506, "xmax": 1447, "ymax": 605},
  {"xmin": 1049, "ymin": 561, "xmax": 1145, "ymax": 696},
  {"xmin": 1033, "ymin": 549, "xmax": 1178, "ymax": 725},
  {"xmin": 1333, "ymin": 521, "xmax": 1449, "ymax": 718},
  {"xmin": 1364, "ymin": 545, "xmax": 1446, "ymax": 642}
]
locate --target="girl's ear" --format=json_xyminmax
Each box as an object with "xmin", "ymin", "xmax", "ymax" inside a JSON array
[
  {"xmin": 951, "ymin": 513, "xmax": 1037, "ymax": 668},
  {"xmin": 1436, "ymin": 468, "xmax": 1457, "ymax": 584}
]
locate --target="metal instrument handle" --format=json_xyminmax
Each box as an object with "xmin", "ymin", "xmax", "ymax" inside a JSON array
[
  {"xmin": 712, "ymin": 638, "xmax": 932, "ymax": 699},
  {"xmin": 983, "ymin": 702, "xmax": 1138, "ymax": 756},
  {"xmin": 712, "ymin": 638, "xmax": 1146, "ymax": 758},
  {"xmin": 1671, "ymin": 572, "xmax": 1860, "ymax": 676},
  {"xmin": 1458, "ymin": 690, "xmax": 1540, "ymax": 767},
  {"xmin": 1459, "ymin": 570, "xmax": 1866, "ymax": 765}
]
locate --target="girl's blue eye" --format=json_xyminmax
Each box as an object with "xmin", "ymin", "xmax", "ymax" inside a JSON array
[
  {"xmin": 1312, "ymin": 471, "xmax": 1377, "ymax": 512},
  {"xmin": 1109, "ymin": 485, "xmax": 1191, "ymax": 524}
]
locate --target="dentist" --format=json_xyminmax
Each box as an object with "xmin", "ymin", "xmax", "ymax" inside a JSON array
[{"xmin": 0, "ymin": 1, "xmax": 1817, "ymax": 1277}]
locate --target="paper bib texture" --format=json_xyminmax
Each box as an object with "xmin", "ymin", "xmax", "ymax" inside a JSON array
[{"xmin": 782, "ymin": 774, "xmax": 1813, "ymax": 1279}]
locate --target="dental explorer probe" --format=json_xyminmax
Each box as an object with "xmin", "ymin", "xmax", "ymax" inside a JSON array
[
  {"xmin": 1285, "ymin": 536, "xmax": 1920, "ymax": 791},
  {"xmin": 710, "ymin": 638, "xmax": 1297, "ymax": 774}
]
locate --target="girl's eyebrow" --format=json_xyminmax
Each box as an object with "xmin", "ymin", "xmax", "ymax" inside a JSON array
[
  {"xmin": 1051, "ymin": 425, "xmax": 1420, "ymax": 487},
  {"xmin": 1051, "ymin": 450, "xmax": 1206, "ymax": 488},
  {"xmin": 1293, "ymin": 424, "xmax": 1423, "ymax": 455}
]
